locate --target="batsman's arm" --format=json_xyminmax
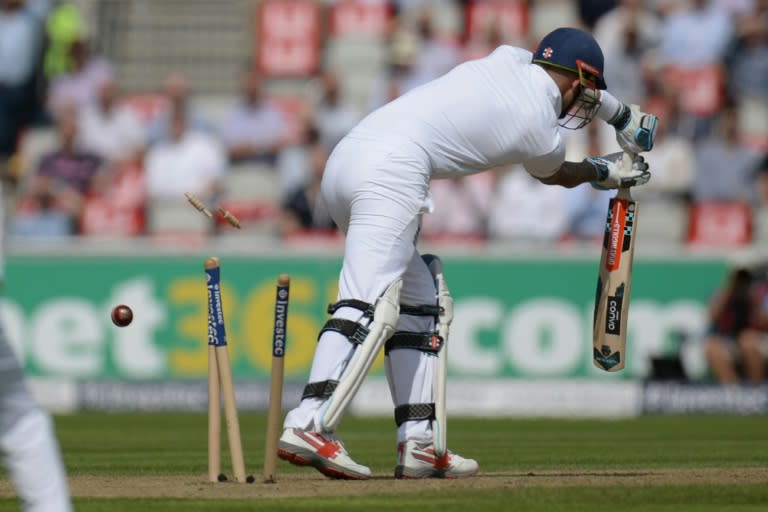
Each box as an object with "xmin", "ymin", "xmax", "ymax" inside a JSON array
[
  {"xmin": 536, "ymin": 153, "xmax": 649, "ymax": 190},
  {"xmin": 536, "ymin": 160, "xmax": 600, "ymax": 188}
]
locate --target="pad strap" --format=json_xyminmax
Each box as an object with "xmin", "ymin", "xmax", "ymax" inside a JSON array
[
  {"xmin": 329, "ymin": 300, "xmax": 441, "ymax": 317},
  {"xmin": 400, "ymin": 304, "xmax": 442, "ymax": 316},
  {"xmin": 395, "ymin": 403, "xmax": 436, "ymax": 426},
  {"xmin": 302, "ymin": 380, "xmax": 338, "ymax": 400},
  {"xmin": 385, "ymin": 332, "xmax": 443, "ymax": 355},
  {"xmin": 327, "ymin": 299, "xmax": 374, "ymax": 316},
  {"xmin": 319, "ymin": 318, "xmax": 369, "ymax": 345}
]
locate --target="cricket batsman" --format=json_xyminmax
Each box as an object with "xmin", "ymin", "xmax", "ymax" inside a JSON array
[{"xmin": 277, "ymin": 27, "xmax": 657, "ymax": 479}]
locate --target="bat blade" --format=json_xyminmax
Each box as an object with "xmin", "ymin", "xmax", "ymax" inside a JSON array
[{"xmin": 593, "ymin": 183, "xmax": 638, "ymax": 372}]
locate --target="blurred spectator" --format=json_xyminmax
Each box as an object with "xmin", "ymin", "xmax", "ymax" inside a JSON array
[
  {"xmin": 644, "ymin": 77, "xmax": 699, "ymax": 139},
  {"xmin": 77, "ymin": 76, "xmax": 145, "ymax": 164},
  {"xmin": 35, "ymin": 106, "xmax": 104, "ymax": 196},
  {"xmin": 278, "ymin": 132, "xmax": 334, "ymax": 237},
  {"xmin": 562, "ymin": 182, "xmax": 611, "ymax": 243},
  {"xmin": 560, "ymin": 123, "xmax": 612, "ymax": 242},
  {"xmin": 593, "ymin": 0, "xmax": 661, "ymax": 51},
  {"xmin": 635, "ymin": 96, "xmax": 695, "ymax": 202},
  {"xmin": 692, "ymin": 105, "xmax": 763, "ymax": 203},
  {"xmin": 220, "ymin": 69, "xmax": 289, "ymax": 165},
  {"xmin": 146, "ymin": 72, "xmax": 211, "ymax": 146},
  {"xmin": 726, "ymin": 6, "xmax": 768, "ymax": 101},
  {"xmin": 43, "ymin": 1, "xmax": 86, "ymax": 79},
  {"xmin": 757, "ymin": 153, "xmax": 768, "ymax": 206},
  {"xmin": 593, "ymin": 0, "xmax": 661, "ymax": 106},
  {"xmin": 420, "ymin": 173, "xmax": 494, "ymax": 241},
  {"xmin": 703, "ymin": 265, "xmax": 767, "ymax": 384},
  {"xmin": 656, "ymin": 0, "xmax": 734, "ymax": 138},
  {"xmin": 0, "ymin": 0, "xmax": 45, "ymax": 159},
  {"xmin": 145, "ymin": 109, "xmax": 226, "ymax": 201},
  {"xmin": 577, "ymin": 0, "xmax": 618, "ymax": 29},
  {"xmin": 369, "ymin": 32, "xmax": 417, "ymax": 110},
  {"xmin": 278, "ymin": 123, "xmax": 322, "ymax": 198},
  {"xmin": 713, "ymin": 0, "xmax": 756, "ymax": 17},
  {"xmin": 657, "ymin": 0, "xmax": 733, "ymax": 68},
  {"xmin": 463, "ymin": 17, "xmax": 505, "ymax": 61},
  {"xmin": 47, "ymin": 38, "xmax": 115, "ymax": 118},
  {"xmin": 309, "ymin": 71, "xmax": 361, "ymax": 151},
  {"xmin": 747, "ymin": 262, "xmax": 768, "ymax": 375},
  {"xmin": 403, "ymin": 9, "xmax": 461, "ymax": 89},
  {"xmin": 487, "ymin": 165, "xmax": 570, "ymax": 243},
  {"xmin": 79, "ymin": 159, "xmax": 146, "ymax": 237},
  {"xmin": 10, "ymin": 178, "xmax": 73, "ymax": 237},
  {"xmin": 370, "ymin": 7, "xmax": 460, "ymax": 110},
  {"xmin": 529, "ymin": 0, "xmax": 582, "ymax": 42},
  {"xmin": 12, "ymin": 105, "xmax": 104, "ymax": 236}
]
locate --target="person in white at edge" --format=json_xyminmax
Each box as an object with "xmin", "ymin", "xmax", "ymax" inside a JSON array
[
  {"xmin": 278, "ymin": 27, "xmax": 657, "ymax": 480},
  {"xmin": 145, "ymin": 111, "xmax": 226, "ymax": 200},
  {"xmin": 0, "ymin": 183, "xmax": 72, "ymax": 509}
]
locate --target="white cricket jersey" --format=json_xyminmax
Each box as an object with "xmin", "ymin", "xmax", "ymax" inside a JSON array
[{"xmin": 347, "ymin": 46, "xmax": 566, "ymax": 179}]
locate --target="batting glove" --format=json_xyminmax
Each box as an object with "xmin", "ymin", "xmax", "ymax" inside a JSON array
[
  {"xmin": 587, "ymin": 152, "xmax": 650, "ymax": 189},
  {"xmin": 610, "ymin": 103, "xmax": 658, "ymax": 153}
]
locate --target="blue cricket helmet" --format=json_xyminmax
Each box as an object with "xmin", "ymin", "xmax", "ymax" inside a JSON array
[{"xmin": 532, "ymin": 27, "xmax": 607, "ymax": 90}]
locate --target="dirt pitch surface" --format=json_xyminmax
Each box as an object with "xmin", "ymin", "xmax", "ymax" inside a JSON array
[{"xmin": 3, "ymin": 468, "xmax": 767, "ymax": 499}]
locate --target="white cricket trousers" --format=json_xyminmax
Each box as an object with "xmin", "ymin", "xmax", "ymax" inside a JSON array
[
  {"xmin": 0, "ymin": 323, "xmax": 72, "ymax": 512},
  {"xmin": 284, "ymin": 136, "xmax": 439, "ymax": 443}
]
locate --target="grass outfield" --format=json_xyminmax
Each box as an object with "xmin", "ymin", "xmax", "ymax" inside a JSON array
[{"xmin": 1, "ymin": 413, "xmax": 767, "ymax": 511}]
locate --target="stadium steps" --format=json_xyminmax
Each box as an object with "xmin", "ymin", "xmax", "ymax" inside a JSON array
[
  {"xmin": 146, "ymin": 197, "xmax": 213, "ymax": 239},
  {"xmin": 96, "ymin": 0, "xmax": 252, "ymax": 94},
  {"xmin": 324, "ymin": 36, "xmax": 386, "ymax": 116}
]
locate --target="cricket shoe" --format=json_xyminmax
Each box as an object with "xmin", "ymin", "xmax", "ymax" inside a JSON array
[
  {"xmin": 277, "ymin": 428, "xmax": 371, "ymax": 480},
  {"xmin": 395, "ymin": 440, "xmax": 479, "ymax": 479}
]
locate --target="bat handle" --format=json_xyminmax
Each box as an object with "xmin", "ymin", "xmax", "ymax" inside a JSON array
[
  {"xmin": 618, "ymin": 151, "xmax": 637, "ymax": 200},
  {"xmin": 617, "ymin": 187, "xmax": 632, "ymax": 200}
]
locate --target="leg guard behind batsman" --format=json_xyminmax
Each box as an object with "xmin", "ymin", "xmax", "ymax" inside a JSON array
[
  {"xmin": 423, "ymin": 254, "xmax": 451, "ymax": 458},
  {"xmin": 384, "ymin": 254, "xmax": 450, "ymax": 452},
  {"xmin": 386, "ymin": 254, "xmax": 476, "ymax": 478}
]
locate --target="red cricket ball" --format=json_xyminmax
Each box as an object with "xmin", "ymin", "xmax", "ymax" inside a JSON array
[{"xmin": 111, "ymin": 304, "xmax": 133, "ymax": 327}]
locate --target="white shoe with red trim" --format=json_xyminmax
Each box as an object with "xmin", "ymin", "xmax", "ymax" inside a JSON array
[
  {"xmin": 395, "ymin": 440, "xmax": 479, "ymax": 479},
  {"xmin": 277, "ymin": 428, "xmax": 371, "ymax": 480}
]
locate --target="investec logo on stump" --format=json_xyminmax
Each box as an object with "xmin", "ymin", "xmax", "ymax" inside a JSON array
[{"xmin": 272, "ymin": 288, "xmax": 289, "ymax": 357}]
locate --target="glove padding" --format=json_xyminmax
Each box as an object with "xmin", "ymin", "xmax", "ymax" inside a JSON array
[
  {"xmin": 611, "ymin": 103, "xmax": 658, "ymax": 153},
  {"xmin": 587, "ymin": 152, "xmax": 650, "ymax": 189}
]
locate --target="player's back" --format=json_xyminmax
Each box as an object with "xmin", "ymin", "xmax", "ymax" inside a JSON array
[{"xmin": 348, "ymin": 46, "xmax": 562, "ymax": 178}]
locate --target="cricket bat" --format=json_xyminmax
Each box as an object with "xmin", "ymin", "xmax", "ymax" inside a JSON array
[{"xmin": 592, "ymin": 153, "xmax": 639, "ymax": 372}]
